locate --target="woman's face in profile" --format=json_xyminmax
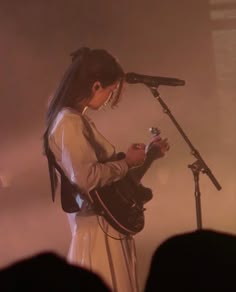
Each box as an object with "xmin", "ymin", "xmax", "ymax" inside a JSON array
[{"xmin": 87, "ymin": 81, "xmax": 120, "ymax": 110}]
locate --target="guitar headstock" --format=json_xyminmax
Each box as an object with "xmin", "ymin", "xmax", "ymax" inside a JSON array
[{"xmin": 149, "ymin": 127, "xmax": 161, "ymax": 137}]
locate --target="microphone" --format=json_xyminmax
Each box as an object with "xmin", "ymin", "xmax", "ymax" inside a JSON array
[{"xmin": 125, "ymin": 72, "xmax": 185, "ymax": 87}]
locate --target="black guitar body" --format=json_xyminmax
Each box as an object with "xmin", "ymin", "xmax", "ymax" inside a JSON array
[
  {"xmin": 87, "ymin": 128, "xmax": 161, "ymax": 236},
  {"xmin": 88, "ymin": 173, "xmax": 153, "ymax": 236}
]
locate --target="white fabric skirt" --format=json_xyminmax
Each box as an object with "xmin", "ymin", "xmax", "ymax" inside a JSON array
[{"xmin": 67, "ymin": 213, "xmax": 139, "ymax": 292}]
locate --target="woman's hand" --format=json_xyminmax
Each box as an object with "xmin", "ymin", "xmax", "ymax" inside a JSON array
[
  {"xmin": 125, "ymin": 143, "xmax": 146, "ymax": 168},
  {"xmin": 146, "ymin": 136, "xmax": 170, "ymax": 160}
]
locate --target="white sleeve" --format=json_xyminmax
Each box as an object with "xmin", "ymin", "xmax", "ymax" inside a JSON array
[{"xmin": 49, "ymin": 114, "xmax": 129, "ymax": 193}]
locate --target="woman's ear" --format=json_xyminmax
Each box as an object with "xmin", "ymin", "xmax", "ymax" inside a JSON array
[{"xmin": 92, "ymin": 81, "xmax": 102, "ymax": 93}]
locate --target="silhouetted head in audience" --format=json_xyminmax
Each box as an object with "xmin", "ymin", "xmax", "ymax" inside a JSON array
[
  {"xmin": 0, "ymin": 252, "xmax": 110, "ymax": 291},
  {"xmin": 145, "ymin": 229, "xmax": 236, "ymax": 292}
]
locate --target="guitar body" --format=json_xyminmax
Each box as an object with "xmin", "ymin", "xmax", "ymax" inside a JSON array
[
  {"xmin": 87, "ymin": 128, "xmax": 161, "ymax": 236},
  {"xmin": 88, "ymin": 173, "xmax": 153, "ymax": 236}
]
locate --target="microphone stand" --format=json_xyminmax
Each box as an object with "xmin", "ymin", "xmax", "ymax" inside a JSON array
[{"xmin": 147, "ymin": 86, "xmax": 222, "ymax": 230}]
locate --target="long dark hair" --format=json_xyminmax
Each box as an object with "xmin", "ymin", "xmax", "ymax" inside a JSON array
[
  {"xmin": 43, "ymin": 47, "xmax": 124, "ymax": 201},
  {"xmin": 46, "ymin": 47, "xmax": 124, "ymax": 129}
]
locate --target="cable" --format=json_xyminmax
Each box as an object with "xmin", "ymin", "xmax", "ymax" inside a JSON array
[{"xmin": 97, "ymin": 215, "xmax": 130, "ymax": 241}]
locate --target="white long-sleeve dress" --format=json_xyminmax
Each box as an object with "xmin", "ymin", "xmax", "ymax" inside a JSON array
[{"xmin": 48, "ymin": 107, "xmax": 139, "ymax": 292}]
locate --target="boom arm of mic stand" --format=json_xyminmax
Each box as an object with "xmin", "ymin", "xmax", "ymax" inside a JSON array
[{"xmin": 147, "ymin": 85, "xmax": 222, "ymax": 191}]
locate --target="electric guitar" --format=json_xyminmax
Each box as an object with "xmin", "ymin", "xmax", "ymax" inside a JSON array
[{"xmin": 87, "ymin": 127, "xmax": 161, "ymax": 236}]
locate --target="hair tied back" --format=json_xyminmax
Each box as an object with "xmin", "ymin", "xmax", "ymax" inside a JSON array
[{"xmin": 70, "ymin": 47, "xmax": 91, "ymax": 62}]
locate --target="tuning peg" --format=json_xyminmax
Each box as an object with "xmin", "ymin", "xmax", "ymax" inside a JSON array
[{"xmin": 149, "ymin": 127, "xmax": 161, "ymax": 136}]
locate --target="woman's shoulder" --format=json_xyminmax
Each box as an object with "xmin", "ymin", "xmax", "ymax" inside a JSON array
[
  {"xmin": 50, "ymin": 108, "xmax": 88, "ymax": 135},
  {"xmin": 61, "ymin": 107, "xmax": 83, "ymax": 119}
]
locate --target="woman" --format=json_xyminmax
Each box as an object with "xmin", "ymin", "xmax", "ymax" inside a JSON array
[{"xmin": 43, "ymin": 47, "xmax": 169, "ymax": 292}]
